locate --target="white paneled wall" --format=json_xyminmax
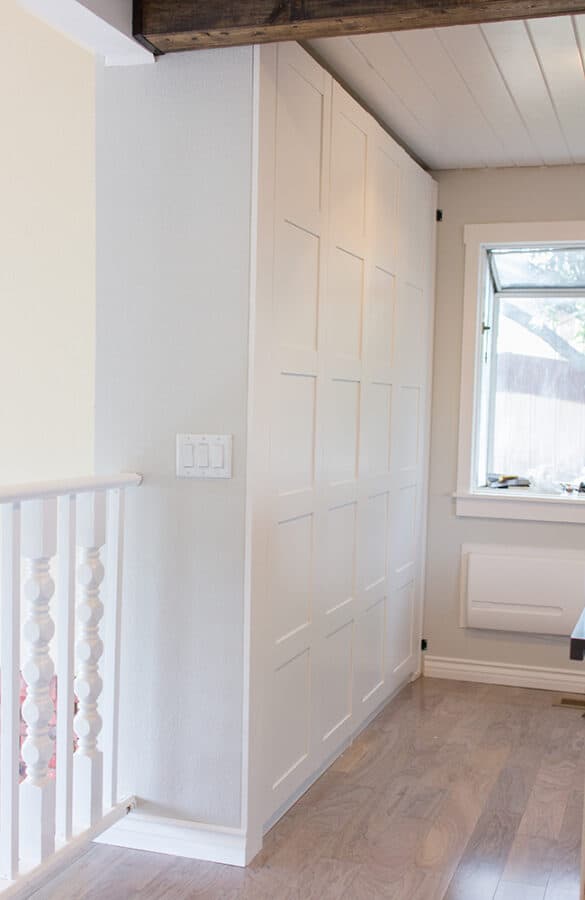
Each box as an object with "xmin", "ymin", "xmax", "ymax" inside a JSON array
[{"xmin": 250, "ymin": 43, "xmax": 436, "ymax": 827}]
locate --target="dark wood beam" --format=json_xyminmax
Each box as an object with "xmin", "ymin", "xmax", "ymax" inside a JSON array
[{"xmin": 134, "ymin": 0, "xmax": 585, "ymax": 53}]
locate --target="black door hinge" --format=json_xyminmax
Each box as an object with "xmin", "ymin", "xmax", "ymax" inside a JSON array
[
  {"xmin": 436, "ymin": 209, "xmax": 443, "ymax": 222},
  {"xmin": 421, "ymin": 638, "xmax": 428, "ymax": 651}
]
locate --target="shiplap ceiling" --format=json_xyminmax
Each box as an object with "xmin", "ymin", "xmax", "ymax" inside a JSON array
[{"xmin": 307, "ymin": 15, "xmax": 585, "ymax": 170}]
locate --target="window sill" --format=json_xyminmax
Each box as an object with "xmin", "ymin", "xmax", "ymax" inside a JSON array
[{"xmin": 454, "ymin": 489, "xmax": 585, "ymax": 524}]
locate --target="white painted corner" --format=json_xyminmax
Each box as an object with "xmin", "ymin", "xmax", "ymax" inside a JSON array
[{"xmin": 18, "ymin": 0, "xmax": 154, "ymax": 66}]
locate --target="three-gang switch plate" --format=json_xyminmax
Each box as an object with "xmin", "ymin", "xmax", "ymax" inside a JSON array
[{"xmin": 176, "ymin": 434, "xmax": 232, "ymax": 479}]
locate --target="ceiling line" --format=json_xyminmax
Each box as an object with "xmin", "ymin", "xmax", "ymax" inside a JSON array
[
  {"xmin": 571, "ymin": 16, "xmax": 585, "ymax": 88},
  {"xmin": 478, "ymin": 23, "xmax": 544, "ymax": 167},
  {"xmin": 433, "ymin": 27, "xmax": 514, "ymax": 166},
  {"xmin": 524, "ymin": 19, "xmax": 575, "ymax": 164},
  {"xmin": 388, "ymin": 32, "xmax": 486, "ymax": 167},
  {"xmin": 304, "ymin": 39, "xmax": 433, "ymax": 169},
  {"xmin": 347, "ymin": 37, "xmax": 443, "ymax": 160}
]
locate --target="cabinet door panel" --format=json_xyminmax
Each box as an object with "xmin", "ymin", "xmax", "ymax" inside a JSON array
[{"xmin": 255, "ymin": 43, "xmax": 436, "ymax": 826}]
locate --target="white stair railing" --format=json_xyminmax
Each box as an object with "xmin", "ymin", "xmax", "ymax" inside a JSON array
[{"xmin": 0, "ymin": 473, "xmax": 141, "ymax": 886}]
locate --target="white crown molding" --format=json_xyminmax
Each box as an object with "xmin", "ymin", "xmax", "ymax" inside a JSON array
[
  {"xmin": 95, "ymin": 811, "xmax": 262, "ymax": 868},
  {"xmin": 424, "ymin": 655, "xmax": 585, "ymax": 694}
]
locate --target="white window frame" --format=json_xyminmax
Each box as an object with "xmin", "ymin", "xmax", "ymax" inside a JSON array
[{"xmin": 455, "ymin": 220, "xmax": 585, "ymax": 524}]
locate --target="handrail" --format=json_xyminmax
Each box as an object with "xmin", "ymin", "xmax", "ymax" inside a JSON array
[{"xmin": 0, "ymin": 473, "xmax": 143, "ymax": 504}]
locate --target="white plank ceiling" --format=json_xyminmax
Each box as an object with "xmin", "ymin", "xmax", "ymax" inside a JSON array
[{"xmin": 307, "ymin": 15, "xmax": 585, "ymax": 170}]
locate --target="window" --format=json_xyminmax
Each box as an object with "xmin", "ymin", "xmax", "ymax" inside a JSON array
[{"xmin": 456, "ymin": 222, "xmax": 585, "ymax": 524}]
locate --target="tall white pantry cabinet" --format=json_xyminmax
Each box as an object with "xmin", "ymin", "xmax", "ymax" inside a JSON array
[{"xmin": 247, "ymin": 42, "xmax": 437, "ymax": 835}]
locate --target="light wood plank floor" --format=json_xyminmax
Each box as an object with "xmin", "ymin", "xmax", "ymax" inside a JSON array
[{"xmin": 28, "ymin": 678, "xmax": 585, "ymax": 899}]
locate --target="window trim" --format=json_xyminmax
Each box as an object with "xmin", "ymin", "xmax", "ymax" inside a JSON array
[{"xmin": 455, "ymin": 220, "xmax": 585, "ymax": 524}]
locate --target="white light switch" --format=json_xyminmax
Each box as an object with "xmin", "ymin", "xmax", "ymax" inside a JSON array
[
  {"xmin": 182, "ymin": 443, "xmax": 194, "ymax": 468},
  {"xmin": 210, "ymin": 444, "xmax": 224, "ymax": 468},
  {"xmin": 176, "ymin": 434, "xmax": 232, "ymax": 479},
  {"xmin": 196, "ymin": 443, "xmax": 210, "ymax": 468}
]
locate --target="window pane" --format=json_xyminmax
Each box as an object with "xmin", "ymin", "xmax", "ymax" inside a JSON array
[
  {"xmin": 490, "ymin": 247, "xmax": 585, "ymax": 290},
  {"xmin": 491, "ymin": 296, "xmax": 585, "ymax": 487}
]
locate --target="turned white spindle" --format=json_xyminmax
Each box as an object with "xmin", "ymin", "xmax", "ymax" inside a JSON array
[
  {"xmin": 0, "ymin": 503, "xmax": 21, "ymax": 880},
  {"xmin": 56, "ymin": 494, "xmax": 76, "ymax": 842},
  {"xmin": 73, "ymin": 491, "xmax": 106, "ymax": 830},
  {"xmin": 102, "ymin": 489, "xmax": 125, "ymax": 810},
  {"xmin": 19, "ymin": 498, "xmax": 58, "ymax": 865}
]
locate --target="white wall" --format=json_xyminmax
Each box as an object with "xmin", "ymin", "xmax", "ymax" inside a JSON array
[
  {"xmin": 426, "ymin": 164, "xmax": 585, "ymax": 670},
  {"xmin": 94, "ymin": 48, "xmax": 255, "ymax": 828},
  {"xmin": 0, "ymin": 1, "xmax": 95, "ymax": 484}
]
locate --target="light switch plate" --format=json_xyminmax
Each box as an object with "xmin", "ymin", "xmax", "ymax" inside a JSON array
[{"xmin": 176, "ymin": 434, "xmax": 232, "ymax": 479}]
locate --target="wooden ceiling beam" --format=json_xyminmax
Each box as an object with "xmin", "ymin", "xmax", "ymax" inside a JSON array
[{"xmin": 134, "ymin": 0, "xmax": 585, "ymax": 54}]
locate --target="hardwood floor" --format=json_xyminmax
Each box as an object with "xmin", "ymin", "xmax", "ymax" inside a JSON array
[{"xmin": 29, "ymin": 677, "xmax": 585, "ymax": 899}]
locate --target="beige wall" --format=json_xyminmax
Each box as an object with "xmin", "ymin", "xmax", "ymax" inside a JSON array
[
  {"xmin": 426, "ymin": 165, "xmax": 585, "ymax": 670},
  {"xmin": 0, "ymin": 2, "xmax": 95, "ymax": 483}
]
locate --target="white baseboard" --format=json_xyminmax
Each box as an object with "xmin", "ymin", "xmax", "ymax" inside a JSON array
[
  {"xmin": 423, "ymin": 655, "xmax": 585, "ymax": 694},
  {"xmin": 95, "ymin": 811, "xmax": 261, "ymax": 868}
]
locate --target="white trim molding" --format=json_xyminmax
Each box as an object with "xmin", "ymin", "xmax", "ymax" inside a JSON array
[
  {"xmin": 456, "ymin": 220, "xmax": 585, "ymax": 525},
  {"xmin": 424, "ymin": 655, "xmax": 585, "ymax": 694},
  {"xmin": 95, "ymin": 812, "xmax": 262, "ymax": 868},
  {"xmin": 455, "ymin": 489, "xmax": 585, "ymax": 524}
]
